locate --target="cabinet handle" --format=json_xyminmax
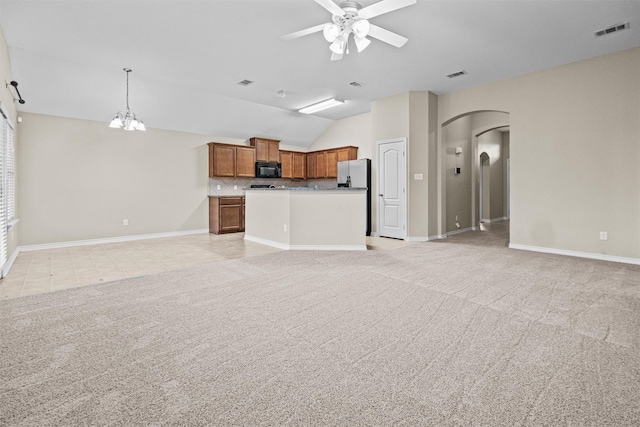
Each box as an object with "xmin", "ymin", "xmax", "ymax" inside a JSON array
[{"xmin": 378, "ymin": 194, "xmax": 384, "ymax": 197}]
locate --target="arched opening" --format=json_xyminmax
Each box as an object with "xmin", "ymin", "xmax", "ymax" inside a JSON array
[
  {"xmin": 440, "ymin": 111, "xmax": 510, "ymax": 245},
  {"xmin": 479, "ymin": 152, "xmax": 490, "ymax": 222}
]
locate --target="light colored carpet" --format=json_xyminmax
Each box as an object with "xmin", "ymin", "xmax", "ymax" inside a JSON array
[{"xmin": 1, "ymin": 233, "xmax": 639, "ymax": 425}]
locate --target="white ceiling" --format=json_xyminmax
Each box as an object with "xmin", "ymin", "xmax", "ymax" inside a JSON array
[{"xmin": 1, "ymin": 0, "xmax": 638, "ymax": 147}]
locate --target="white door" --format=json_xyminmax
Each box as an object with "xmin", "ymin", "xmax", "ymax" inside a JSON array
[{"xmin": 377, "ymin": 139, "xmax": 406, "ymax": 239}]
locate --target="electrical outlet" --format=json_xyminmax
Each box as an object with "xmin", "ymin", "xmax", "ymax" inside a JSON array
[
  {"xmin": 600, "ymin": 231, "xmax": 608, "ymax": 240},
  {"xmin": 283, "ymin": 224, "xmax": 287, "ymax": 232},
  {"xmin": 123, "ymin": 219, "xmax": 128, "ymax": 226},
  {"xmin": 234, "ymin": 185, "xmax": 238, "ymax": 190},
  {"xmin": 216, "ymin": 185, "xmax": 221, "ymax": 190}
]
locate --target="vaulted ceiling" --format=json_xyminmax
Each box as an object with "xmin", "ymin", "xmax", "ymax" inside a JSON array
[{"xmin": 1, "ymin": 0, "xmax": 638, "ymax": 147}]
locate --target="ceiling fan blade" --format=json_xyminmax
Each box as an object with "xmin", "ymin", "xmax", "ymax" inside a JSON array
[
  {"xmin": 358, "ymin": 0, "xmax": 416, "ymax": 20},
  {"xmin": 368, "ymin": 24, "xmax": 408, "ymax": 48},
  {"xmin": 330, "ymin": 52, "xmax": 344, "ymax": 61},
  {"xmin": 315, "ymin": 0, "xmax": 346, "ymax": 17},
  {"xmin": 280, "ymin": 24, "xmax": 327, "ymax": 41}
]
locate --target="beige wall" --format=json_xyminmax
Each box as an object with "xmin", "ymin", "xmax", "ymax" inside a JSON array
[
  {"xmin": 370, "ymin": 91, "xmax": 439, "ymax": 240},
  {"xmin": 443, "ymin": 115, "xmax": 472, "ymax": 232},
  {"xmin": 370, "ymin": 92, "xmax": 410, "ymax": 236},
  {"xmin": 439, "ymin": 47, "xmax": 640, "ymax": 259},
  {"xmin": 18, "ymin": 113, "xmax": 211, "ymax": 245},
  {"xmin": 307, "ymin": 112, "xmax": 372, "ymax": 159},
  {"xmin": 0, "ymin": 27, "xmax": 19, "ymax": 260},
  {"xmin": 502, "ymin": 132, "xmax": 510, "ymax": 218}
]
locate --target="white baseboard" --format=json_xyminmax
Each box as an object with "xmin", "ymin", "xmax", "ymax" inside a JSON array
[
  {"xmin": 480, "ymin": 216, "xmax": 508, "ymax": 223},
  {"xmin": 407, "ymin": 234, "xmax": 449, "ymax": 242},
  {"xmin": 1, "ymin": 247, "xmax": 20, "ymax": 278},
  {"xmin": 18, "ymin": 229, "xmax": 210, "ymax": 252},
  {"xmin": 509, "ymin": 243, "xmax": 640, "ymax": 265},
  {"xmin": 446, "ymin": 227, "xmax": 474, "ymax": 236},
  {"xmin": 406, "ymin": 236, "xmax": 429, "ymax": 242},
  {"xmin": 244, "ymin": 234, "xmax": 366, "ymax": 251}
]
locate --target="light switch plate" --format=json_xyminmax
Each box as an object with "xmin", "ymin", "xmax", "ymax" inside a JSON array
[{"xmin": 414, "ymin": 173, "xmax": 424, "ymax": 180}]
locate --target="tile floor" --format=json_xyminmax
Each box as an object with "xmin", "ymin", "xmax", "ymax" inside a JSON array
[{"xmin": 0, "ymin": 233, "xmax": 414, "ymax": 300}]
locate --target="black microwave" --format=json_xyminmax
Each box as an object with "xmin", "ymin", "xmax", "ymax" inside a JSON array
[{"xmin": 255, "ymin": 161, "xmax": 281, "ymax": 178}]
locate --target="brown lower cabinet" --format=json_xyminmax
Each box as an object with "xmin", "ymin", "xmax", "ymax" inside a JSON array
[{"xmin": 209, "ymin": 196, "xmax": 245, "ymax": 234}]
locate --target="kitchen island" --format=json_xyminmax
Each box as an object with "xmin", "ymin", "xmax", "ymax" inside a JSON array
[{"xmin": 244, "ymin": 187, "xmax": 367, "ymax": 251}]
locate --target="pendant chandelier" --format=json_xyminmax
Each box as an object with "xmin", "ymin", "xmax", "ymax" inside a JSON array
[{"xmin": 109, "ymin": 68, "xmax": 146, "ymax": 131}]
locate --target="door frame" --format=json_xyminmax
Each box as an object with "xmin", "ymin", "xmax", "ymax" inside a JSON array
[{"xmin": 376, "ymin": 137, "xmax": 408, "ymax": 240}]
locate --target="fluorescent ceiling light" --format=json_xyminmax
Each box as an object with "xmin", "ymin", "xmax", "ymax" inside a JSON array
[{"xmin": 298, "ymin": 97, "xmax": 344, "ymax": 114}]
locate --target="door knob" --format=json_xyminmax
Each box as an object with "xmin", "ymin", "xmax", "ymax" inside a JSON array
[{"xmin": 378, "ymin": 194, "xmax": 383, "ymax": 197}]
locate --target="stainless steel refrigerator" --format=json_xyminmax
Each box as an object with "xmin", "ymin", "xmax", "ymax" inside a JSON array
[{"xmin": 337, "ymin": 158, "xmax": 371, "ymax": 236}]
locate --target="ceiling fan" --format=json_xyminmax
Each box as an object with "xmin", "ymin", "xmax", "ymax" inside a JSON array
[{"xmin": 281, "ymin": 0, "xmax": 416, "ymax": 61}]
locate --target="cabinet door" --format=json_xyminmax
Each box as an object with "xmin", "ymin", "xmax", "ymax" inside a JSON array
[
  {"xmin": 293, "ymin": 152, "xmax": 306, "ymax": 179},
  {"xmin": 306, "ymin": 152, "xmax": 316, "ymax": 179},
  {"xmin": 236, "ymin": 146, "xmax": 256, "ymax": 177},
  {"xmin": 250, "ymin": 138, "xmax": 280, "ymax": 162},
  {"xmin": 326, "ymin": 150, "xmax": 337, "ymax": 178},
  {"xmin": 268, "ymin": 140, "xmax": 280, "ymax": 162},
  {"xmin": 316, "ymin": 152, "xmax": 327, "ymax": 178},
  {"xmin": 280, "ymin": 151, "xmax": 293, "ymax": 179},
  {"xmin": 337, "ymin": 146, "xmax": 358, "ymax": 162},
  {"xmin": 219, "ymin": 205, "xmax": 242, "ymax": 232},
  {"xmin": 212, "ymin": 144, "xmax": 235, "ymax": 177},
  {"xmin": 253, "ymin": 139, "xmax": 268, "ymax": 162}
]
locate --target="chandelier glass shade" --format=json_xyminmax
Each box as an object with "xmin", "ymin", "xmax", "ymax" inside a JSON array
[{"xmin": 109, "ymin": 68, "xmax": 146, "ymax": 131}]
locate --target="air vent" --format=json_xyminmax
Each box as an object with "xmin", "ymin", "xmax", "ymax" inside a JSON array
[
  {"xmin": 349, "ymin": 81, "xmax": 365, "ymax": 88},
  {"xmin": 595, "ymin": 22, "xmax": 630, "ymax": 37},
  {"xmin": 447, "ymin": 70, "xmax": 467, "ymax": 79},
  {"xmin": 237, "ymin": 79, "xmax": 254, "ymax": 86}
]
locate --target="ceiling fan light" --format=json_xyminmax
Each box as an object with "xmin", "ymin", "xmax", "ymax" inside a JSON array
[
  {"xmin": 323, "ymin": 24, "xmax": 341, "ymax": 42},
  {"xmin": 353, "ymin": 19, "xmax": 370, "ymax": 38},
  {"xmin": 330, "ymin": 38, "xmax": 345, "ymax": 54},
  {"xmin": 354, "ymin": 36, "xmax": 371, "ymax": 52}
]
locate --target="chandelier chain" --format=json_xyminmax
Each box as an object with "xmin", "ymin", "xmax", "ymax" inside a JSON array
[{"xmin": 109, "ymin": 67, "xmax": 145, "ymax": 131}]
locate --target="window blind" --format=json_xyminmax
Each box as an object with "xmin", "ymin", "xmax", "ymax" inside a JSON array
[
  {"xmin": 6, "ymin": 122, "xmax": 14, "ymax": 222},
  {"xmin": 0, "ymin": 114, "xmax": 7, "ymax": 271}
]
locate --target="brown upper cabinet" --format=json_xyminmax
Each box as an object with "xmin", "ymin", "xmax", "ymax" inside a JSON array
[
  {"xmin": 306, "ymin": 146, "xmax": 358, "ymax": 179},
  {"xmin": 293, "ymin": 152, "xmax": 306, "ymax": 179},
  {"xmin": 326, "ymin": 150, "xmax": 338, "ymax": 178},
  {"xmin": 250, "ymin": 137, "xmax": 280, "ymax": 162},
  {"xmin": 280, "ymin": 151, "xmax": 293, "ymax": 179},
  {"xmin": 315, "ymin": 151, "xmax": 327, "ymax": 178},
  {"xmin": 337, "ymin": 146, "xmax": 358, "ymax": 163},
  {"xmin": 280, "ymin": 151, "xmax": 306, "ymax": 179},
  {"xmin": 306, "ymin": 153, "xmax": 316, "ymax": 179},
  {"xmin": 208, "ymin": 142, "xmax": 256, "ymax": 178}
]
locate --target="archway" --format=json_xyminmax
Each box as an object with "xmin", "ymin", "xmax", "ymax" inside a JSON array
[
  {"xmin": 439, "ymin": 111, "xmax": 510, "ymax": 242},
  {"xmin": 479, "ymin": 152, "xmax": 490, "ymax": 222}
]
